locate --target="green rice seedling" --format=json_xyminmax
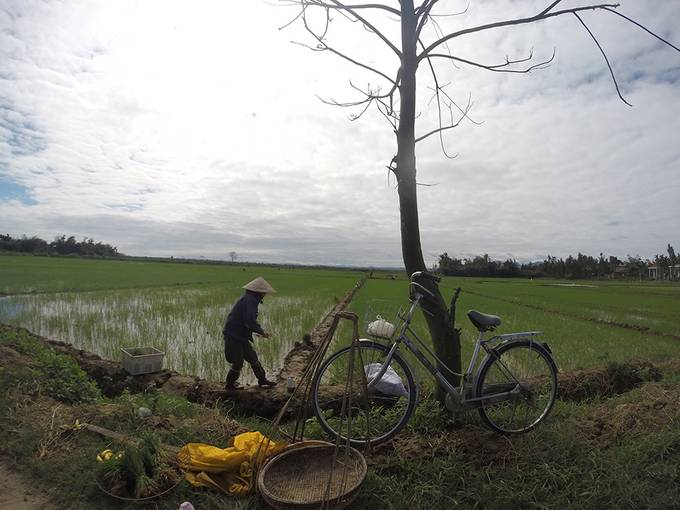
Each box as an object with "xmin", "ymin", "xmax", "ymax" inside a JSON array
[
  {"xmin": 344, "ymin": 278, "xmax": 680, "ymax": 393},
  {"xmin": 102, "ymin": 435, "xmax": 164, "ymax": 499},
  {"xmin": 119, "ymin": 444, "xmax": 147, "ymax": 496},
  {"xmin": 0, "ymin": 265, "xmax": 362, "ymax": 383},
  {"xmin": 0, "ymin": 254, "xmax": 364, "ymax": 294},
  {"xmin": 139, "ymin": 431, "xmax": 162, "ymax": 477}
]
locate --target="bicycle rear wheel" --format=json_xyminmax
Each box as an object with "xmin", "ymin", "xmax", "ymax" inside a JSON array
[
  {"xmin": 311, "ymin": 341, "xmax": 417, "ymax": 447},
  {"xmin": 475, "ymin": 340, "xmax": 557, "ymax": 434}
]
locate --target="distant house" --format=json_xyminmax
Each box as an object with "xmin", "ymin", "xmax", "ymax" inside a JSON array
[
  {"xmin": 612, "ymin": 265, "xmax": 628, "ymax": 278},
  {"xmin": 672, "ymin": 264, "xmax": 680, "ymax": 280},
  {"xmin": 648, "ymin": 264, "xmax": 680, "ymax": 280}
]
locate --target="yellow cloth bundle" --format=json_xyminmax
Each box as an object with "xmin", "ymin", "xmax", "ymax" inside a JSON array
[{"xmin": 178, "ymin": 431, "xmax": 286, "ymax": 495}]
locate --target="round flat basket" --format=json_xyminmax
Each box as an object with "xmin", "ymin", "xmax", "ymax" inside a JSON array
[
  {"xmin": 257, "ymin": 443, "xmax": 366, "ymax": 510},
  {"xmin": 95, "ymin": 473, "xmax": 182, "ymax": 502}
]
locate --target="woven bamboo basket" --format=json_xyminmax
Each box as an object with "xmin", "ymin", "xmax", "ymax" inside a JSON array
[{"xmin": 257, "ymin": 443, "xmax": 366, "ymax": 510}]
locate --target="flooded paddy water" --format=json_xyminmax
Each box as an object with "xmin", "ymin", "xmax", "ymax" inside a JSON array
[{"xmin": 0, "ymin": 285, "xmax": 336, "ymax": 385}]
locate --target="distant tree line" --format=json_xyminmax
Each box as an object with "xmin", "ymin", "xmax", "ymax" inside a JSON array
[
  {"xmin": 438, "ymin": 244, "xmax": 678, "ymax": 280},
  {"xmin": 437, "ymin": 254, "xmax": 522, "ymax": 277},
  {"xmin": 0, "ymin": 234, "xmax": 120, "ymax": 257}
]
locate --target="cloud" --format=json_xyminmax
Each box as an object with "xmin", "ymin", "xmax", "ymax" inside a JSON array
[{"xmin": 1, "ymin": 0, "xmax": 679, "ymax": 267}]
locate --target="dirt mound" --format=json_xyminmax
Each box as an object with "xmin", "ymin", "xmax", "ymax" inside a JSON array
[
  {"xmin": 558, "ymin": 360, "xmax": 662, "ymax": 401},
  {"xmin": 368, "ymin": 417, "xmax": 515, "ymax": 469},
  {"xmin": 574, "ymin": 383, "xmax": 680, "ymax": 447}
]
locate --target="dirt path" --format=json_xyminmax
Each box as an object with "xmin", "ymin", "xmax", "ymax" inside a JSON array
[{"xmin": 0, "ymin": 463, "xmax": 55, "ymax": 509}]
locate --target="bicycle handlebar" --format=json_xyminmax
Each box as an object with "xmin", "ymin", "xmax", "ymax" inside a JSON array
[
  {"xmin": 410, "ymin": 281, "xmax": 435, "ymax": 298},
  {"xmin": 409, "ymin": 271, "xmax": 441, "ymax": 283}
]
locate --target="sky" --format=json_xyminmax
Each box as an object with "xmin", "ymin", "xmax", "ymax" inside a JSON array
[{"xmin": 1, "ymin": 0, "xmax": 679, "ymax": 267}]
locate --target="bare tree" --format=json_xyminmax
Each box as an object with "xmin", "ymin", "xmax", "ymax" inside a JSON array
[
  {"xmin": 229, "ymin": 251, "xmax": 238, "ymax": 263},
  {"xmin": 278, "ymin": 0, "xmax": 680, "ymax": 397}
]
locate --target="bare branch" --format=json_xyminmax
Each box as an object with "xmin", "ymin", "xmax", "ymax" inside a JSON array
[
  {"xmin": 574, "ymin": 12, "xmax": 631, "ymax": 107},
  {"xmin": 439, "ymin": 90, "xmax": 482, "ymax": 126},
  {"xmin": 428, "ymin": 48, "xmax": 556, "ymax": 74},
  {"xmin": 278, "ymin": 7, "xmax": 306, "ymax": 30},
  {"xmin": 603, "ymin": 7, "xmax": 680, "ymax": 53},
  {"xmin": 416, "ymin": 1, "xmax": 471, "ymax": 40},
  {"xmin": 303, "ymin": 1, "xmax": 401, "ymax": 16},
  {"xmin": 348, "ymin": 96, "xmax": 374, "ymax": 120},
  {"xmin": 317, "ymin": 93, "xmax": 371, "ymax": 108},
  {"xmin": 430, "ymin": 2, "xmax": 469, "ymax": 18},
  {"xmin": 315, "ymin": 71, "xmax": 402, "ymax": 127},
  {"xmin": 418, "ymin": 3, "xmax": 621, "ymax": 61},
  {"xmin": 419, "ymin": 39, "xmax": 458, "ymax": 158},
  {"xmin": 415, "ymin": 1, "xmax": 436, "ymax": 40},
  {"xmin": 319, "ymin": 43, "xmax": 397, "ymax": 84},
  {"xmin": 415, "ymin": 119, "xmax": 464, "ymax": 144},
  {"xmin": 295, "ymin": 7, "xmax": 397, "ymax": 85},
  {"xmin": 427, "ymin": 16, "xmax": 461, "ymax": 71},
  {"xmin": 376, "ymin": 99, "xmax": 399, "ymax": 130},
  {"xmin": 306, "ymin": 0, "xmax": 403, "ymax": 56},
  {"xmin": 539, "ymin": 1, "xmax": 563, "ymax": 16},
  {"xmin": 348, "ymin": 80, "xmax": 391, "ymax": 100}
]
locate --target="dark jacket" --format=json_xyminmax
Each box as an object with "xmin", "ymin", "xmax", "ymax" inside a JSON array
[{"xmin": 223, "ymin": 290, "xmax": 265, "ymax": 342}]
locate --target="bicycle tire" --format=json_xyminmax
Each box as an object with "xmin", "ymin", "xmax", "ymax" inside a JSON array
[
  {"xmin": 475, "ymin": 339, "xmax": 557, "ymax": 434},
  {"xmin": 311, "ymin": 341, "xmax": 418, "ymax": 447}
]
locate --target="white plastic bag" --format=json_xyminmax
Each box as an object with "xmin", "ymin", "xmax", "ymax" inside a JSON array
[
  {"xmin": 365, "ymin": 363, "xmax": 408, "ymax": 397},
  {"xmin": 367, "ymin": 316, "xmax": 395, "ymax": 339}
]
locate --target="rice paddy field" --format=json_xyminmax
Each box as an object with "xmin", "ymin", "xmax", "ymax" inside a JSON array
[
  {"xmin": 348, "ymin": 276, "xmax": 680, "ymax": 390},
  {"xmin": 1, "ymin": 254, "xmax": 679, "ymax": 387},
  {"xmin": 0, "ymin": 255, "xmax": 362, "ymax": 384}
]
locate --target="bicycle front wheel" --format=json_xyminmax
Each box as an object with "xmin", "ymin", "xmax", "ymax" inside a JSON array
[
  {"xmin": 475, "ymin": 340, "xmax": 557, "ymax": 434},
  {"xmin": 311, "ymin": 341, "xmax": 417, "ymax": 447}
]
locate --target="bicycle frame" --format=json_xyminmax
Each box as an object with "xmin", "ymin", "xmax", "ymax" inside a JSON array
[{"xmin": 367, "ymin": 291, "xmax": 544, "ymax": 408}]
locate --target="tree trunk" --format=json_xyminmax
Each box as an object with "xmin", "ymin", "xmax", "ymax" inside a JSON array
[{"xmin": 396, "ymin": 2, "xmax": 461, "ymax": 400}]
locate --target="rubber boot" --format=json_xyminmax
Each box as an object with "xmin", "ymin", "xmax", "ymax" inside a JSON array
[
  {"xmin": 225, "ymin": 369, "xmax": 241, "ymax": 390},
  {"xmin": 252, "ymin": 363, "xmax": 277, "ymax": 388}
]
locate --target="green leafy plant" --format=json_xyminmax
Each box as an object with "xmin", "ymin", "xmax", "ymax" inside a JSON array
[
  {"xmin": 95, "ymin": 432, "xmax": 178, "ymax": 499},
  {"xmin": 4, "ymin": 327, "xmax": 101, "ymax": 403}
]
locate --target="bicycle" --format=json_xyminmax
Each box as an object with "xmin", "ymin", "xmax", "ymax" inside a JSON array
[{"xmin": 311, "ymin": 271, "xmax": 558, "ymax": 446}]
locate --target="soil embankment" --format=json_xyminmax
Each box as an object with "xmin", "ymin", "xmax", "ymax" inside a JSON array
[{"xmin": 38, "ymin": 277, "xmax": 367, "ymax": 416}]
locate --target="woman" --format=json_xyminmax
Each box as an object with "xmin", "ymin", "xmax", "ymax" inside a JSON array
[{"xmin": 223, "ymin": 277, "xmax": 278, "ymax": 390}]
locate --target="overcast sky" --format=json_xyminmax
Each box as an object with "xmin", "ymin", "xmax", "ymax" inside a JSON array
[{"xmin": 1, "ymin": 0, "xmax": 679, "ymax": 267}]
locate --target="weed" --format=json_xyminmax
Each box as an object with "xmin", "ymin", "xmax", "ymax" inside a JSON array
[
  {"xmin": 407, "ymin": 397, "xmax": 452, "ymax": 434},
  {"xmin": 0, "ymin": 325, "xmax": 100, "ymax": 403}
]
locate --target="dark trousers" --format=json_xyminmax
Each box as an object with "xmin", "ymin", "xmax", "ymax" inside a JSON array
[{"xmin": 224, "ymin": 335, "xmax": 260, "ymax": 372}]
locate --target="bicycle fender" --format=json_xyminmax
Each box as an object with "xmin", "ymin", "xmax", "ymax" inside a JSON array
[{"xmin": 473, "ymin": 339, "xmax": 556, "ymax": 389}]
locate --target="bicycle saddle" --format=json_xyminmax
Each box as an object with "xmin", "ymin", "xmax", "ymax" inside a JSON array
[{"xmin": 467, "ymin": 310, "xmax": 502, "ymax": 332}]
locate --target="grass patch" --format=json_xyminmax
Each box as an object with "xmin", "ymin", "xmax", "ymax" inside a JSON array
[
  {"xmin": 2, "ymin": 319, "xmax": 679, "ymax": 509},
  {"xmin": 354, "ymin": 388, "xmax": 680, "ymax": 509},
  {"xmin": 0, "ymin": 324, "xmax": 100, "ymax": 404}
]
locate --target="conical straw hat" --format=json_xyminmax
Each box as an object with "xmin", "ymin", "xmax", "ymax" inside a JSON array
[{"xmin": 242, "ymin": 277, "xmax": 277, "ymax": 294}]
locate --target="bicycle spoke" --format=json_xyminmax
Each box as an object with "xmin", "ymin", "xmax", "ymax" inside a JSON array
[
  {"xmin": 312, "ymin": 342, "xmax": 417, "ymax": 446},
  {"xmin": 477, "ymin": 342, "xmax": 557, "ymax": 434}
]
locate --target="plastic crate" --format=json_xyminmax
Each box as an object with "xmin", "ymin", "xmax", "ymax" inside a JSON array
[{"xmin": 121, "ymin": 347, "xmax": 165, "ymax": 375}]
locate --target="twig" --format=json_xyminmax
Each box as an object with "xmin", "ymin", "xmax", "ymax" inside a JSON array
[
  {"xmin": 418, "ymin": 3, "xmax": 621, "ymax": 60},
  {"xmin": 574, "ymin": 12, "xmax": 632, "ymax": 106}
]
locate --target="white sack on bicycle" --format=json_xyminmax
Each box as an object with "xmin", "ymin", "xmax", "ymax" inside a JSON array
[
  {"xmin": 365, "ymin": 363, "xmax": 409, "ymax": 397},
  {"xmin": 367, "ymin": 316, "xmax": 395, "ymax": 339}
]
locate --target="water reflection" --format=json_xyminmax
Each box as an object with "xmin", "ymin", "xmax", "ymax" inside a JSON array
[{"xmin": 0, "ymin": 287, "xmax": 333, "ymax": 385}]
